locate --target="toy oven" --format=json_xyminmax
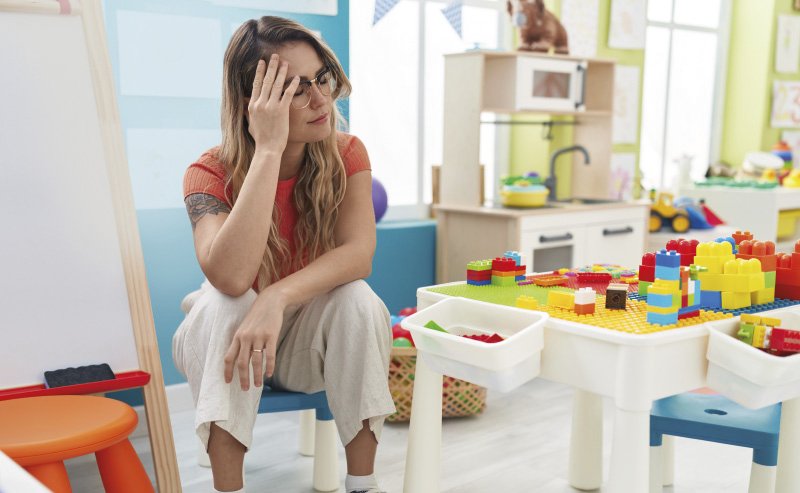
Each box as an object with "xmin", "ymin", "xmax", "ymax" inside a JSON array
[{"xmin": 514, "ymin": 57, "xmax": 587, "ymax": 112}]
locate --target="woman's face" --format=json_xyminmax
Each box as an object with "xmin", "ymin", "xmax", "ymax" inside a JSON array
[{"xmin": 276, "ymin": 41, "xmax": 333, "ymax": 145}]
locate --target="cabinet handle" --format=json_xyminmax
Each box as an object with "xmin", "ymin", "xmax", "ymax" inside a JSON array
[
  {"xmin": 602, "ymin": 226, "xmax": 634, "ymax": 236},
  {"xmin": 575, "ymin": 62, "xmax": 587, "ymax": 111},
  {"xmin": 539, "ymin": 232, "xmax": 573, "ymax": 243}
]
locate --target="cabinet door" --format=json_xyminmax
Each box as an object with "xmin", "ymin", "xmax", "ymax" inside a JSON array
[
  {"xmin": 585, "ymin": 220, "xmax": 645, "ymax": 268},
  {"xmin": 521, "ymin": 227, "xmax": 585, "ymax": 273}
]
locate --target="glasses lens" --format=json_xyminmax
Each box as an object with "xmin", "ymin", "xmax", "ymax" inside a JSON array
[
  {"xmin": 318, "ymin": 71, "xmax": 333, "ymax": 96},
  {"xmin": 291, "ymin": 89, "xmax": 311, "ymax": 109}
]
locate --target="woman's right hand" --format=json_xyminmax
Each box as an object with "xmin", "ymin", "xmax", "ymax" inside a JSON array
[{"xmin": 247, "ymin": 54, "xmax": 301, "ymax": 155}]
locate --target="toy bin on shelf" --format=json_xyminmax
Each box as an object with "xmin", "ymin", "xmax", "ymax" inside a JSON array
[
  {"xmin": 706, "ymin": 309, "xmax": 800, "ymax": 409},
  {"xmin": 401, "ymin": 297, "xmax": 549, "ymax": 392},
  {"xmin": 385, "ymin": 346, "xmax": 486, "ymax": 422}
]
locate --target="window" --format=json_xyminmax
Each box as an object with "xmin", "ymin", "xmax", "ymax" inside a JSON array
[
  {"xmin": 350, "ymin": 0, "xmax": 508, "ymax": 220},
  {"xmin": 639, "ymin": 0, "xmax": 731, "ymax": 192}
]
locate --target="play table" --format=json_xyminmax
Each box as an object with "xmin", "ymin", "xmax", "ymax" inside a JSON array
[{"xmin": 401, "ymin": 282, "xmax": 800, "ymax": 493}]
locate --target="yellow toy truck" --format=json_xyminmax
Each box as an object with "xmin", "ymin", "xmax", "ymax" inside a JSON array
[{"xmin": 650, "ymin": 192, "xmax": 690, "ymax": 233}]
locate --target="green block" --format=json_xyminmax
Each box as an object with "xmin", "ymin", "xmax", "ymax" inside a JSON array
[
  {"xmin": 638, "ymin": 281, "xmax": 652, "ymax": 296},
  {"xmin": 737, "ymin": 323, "xmax": 754, "ymax": 345},
  {"xmin": 492, "ymin": 275, "xmax": 517, "ymax": 286},
  {"xmin": 765, "ymin": 270, "xmax": 776, "ymax": 289},
  {"xmin": 424, "ymin": 320, "xmax": 448, "ymax": 333},
  {"xmin": 672, "ymin": 292, "xmax": 682, "ymax": 309}
]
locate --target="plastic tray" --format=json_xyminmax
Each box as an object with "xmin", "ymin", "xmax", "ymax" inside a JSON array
[
  {"xmin": 706, "ymin": 308, "xmax": 800, "ymax": 409},
  {"xmin": 401, "ymin": 297, "xmax": 548, "ymax": 392}
]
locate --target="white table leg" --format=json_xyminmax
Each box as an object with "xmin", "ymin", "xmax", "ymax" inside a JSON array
[
  {"xmin": 776, "ymin": 397, "xmax": 800, "ymax": 493},
  {"xmin": 649, "ymin": 445, "xmax": 663, "ymax": 493},
  {"xmin": 608, "ymin": 407, "xmax": 651, "ymax": 493},
  {"xmin": 568, "ymin": 389, "xmax": 603, "ymax": 490},
  {"xmin": 661, "ymin": 435, "xmax": 675, "ymax": 486},
  {"xmin": 403, "ymin": 354, "xmax": 443, "ymax": 493}
]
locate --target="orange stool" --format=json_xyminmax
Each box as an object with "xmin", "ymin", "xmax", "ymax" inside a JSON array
[{"xmin": 0, "ymin": 395, "xmax": 154, "ymax": 493}]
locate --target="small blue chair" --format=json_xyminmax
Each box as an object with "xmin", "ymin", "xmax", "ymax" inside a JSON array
[
  {"xmin": 199, "ymin": 388, "xmax": 339, "ymax": 492},
  {"xmin": 649, "ymin": 393, "xmax": 781, "ymax": 493}
]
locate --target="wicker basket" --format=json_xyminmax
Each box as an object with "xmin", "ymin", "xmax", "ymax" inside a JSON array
[{"xmin": 386, "ymin": 346, "xmax": 487, "ymax": 422}]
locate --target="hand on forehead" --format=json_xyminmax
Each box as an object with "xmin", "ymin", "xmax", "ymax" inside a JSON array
[{"xmin": 275, "ymin": 42, "xmax": 325, "ymax": 80}]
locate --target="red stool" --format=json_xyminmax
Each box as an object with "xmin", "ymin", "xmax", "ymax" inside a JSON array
[{"xmin": 0, "ymin": 395, "xmax": 154, "ymax": 492}]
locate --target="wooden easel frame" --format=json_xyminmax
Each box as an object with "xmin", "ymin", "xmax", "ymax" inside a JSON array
[{"xmin": 0, "ymin": 1, "xmax": 181, "ymax": 490}]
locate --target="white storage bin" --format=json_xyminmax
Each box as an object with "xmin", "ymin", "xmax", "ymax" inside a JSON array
[
  {"xmin": 401, "ymin": 297, "xmax": 548, "ymax": 392},
  {"xmin": 706, "ymin": 309, "xmax": 800, "ymax": 409}
]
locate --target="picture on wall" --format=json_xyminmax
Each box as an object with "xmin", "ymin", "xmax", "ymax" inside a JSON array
[{"xmin": 771, "ymin": 80, "xmax": 800, "ymax": 128}]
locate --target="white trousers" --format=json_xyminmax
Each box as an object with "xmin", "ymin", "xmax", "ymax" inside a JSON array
[{"xmin": 172, "ymin": 279, "xmax": 395, "ymax": 450}]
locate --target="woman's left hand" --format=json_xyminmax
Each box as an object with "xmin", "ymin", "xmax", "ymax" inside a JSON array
[{"xmin": 223, "ymin": 293, "xmax": 285, "ymax": 391}]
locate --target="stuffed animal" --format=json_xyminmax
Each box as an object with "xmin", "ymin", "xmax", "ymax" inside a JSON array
[{"xmin": 507, "ymin": 0, "xmax": 569, "ymax": 54}]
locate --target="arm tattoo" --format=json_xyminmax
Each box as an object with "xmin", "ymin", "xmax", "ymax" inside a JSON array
[{"xmin": 185, "ymin": 193, "xmax": 231, "ymax": 229}]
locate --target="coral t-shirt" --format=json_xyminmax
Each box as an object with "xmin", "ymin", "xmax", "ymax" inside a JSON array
[{"xmin": 183, "ymin": 132, "xmax": 371, "ymax": 287}]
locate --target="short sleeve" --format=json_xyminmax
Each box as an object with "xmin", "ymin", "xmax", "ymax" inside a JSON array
[
  {"xmin": 337, "ymin": 133, "xmax": 371, "ymax": 177},
  {"xmin": 183, "ymin": 147, "xmax": 231, "ymax": 207}
]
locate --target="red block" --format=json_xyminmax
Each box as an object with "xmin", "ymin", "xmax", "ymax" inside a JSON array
[
  {"xmin": 678, "ymin": 310, "xmax": 700, "ymax": 320},
  {"xmin": 776, "ymin": 284, "xmax": 800, "ymax": 300},
  {"xmin": 492, "ymin": 257, "xmax": 517, "ymax": 272},
  {"xmin": 681, "ymin": 294, "xmax": 688, "ymax": 307},
  {"xmin": 642, "ymin": 252, "xmax": 656, "ymax": 266},
  {"xmin": 467, "ymin": 270, "xmax": 492, "ymax": 281},
  {"xmin": 732, "ymin": 230, "xmax": 753, "ymax": 244},
  {"xmin": 575, "ymin": 303, "xmax": 595, "ymax": 315},
  {"xmin": 770, "ymin": 328, "xmax": 800, "ymax": 353},
  {"xmin": 777, "ymin": 267, "xmax": 800, "ymax": 287},
  {"xmin": 638, "ymin": 264, "xmax": 655, "ymax": 283},
  {"xmin": 577, "ymin": 272, "xmax": 612, "ymax": 283}
]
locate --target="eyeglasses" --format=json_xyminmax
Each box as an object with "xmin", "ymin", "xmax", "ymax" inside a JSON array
[{"xmin": 288, "ymin": 68, "xmax": 335, "ymax": 109}]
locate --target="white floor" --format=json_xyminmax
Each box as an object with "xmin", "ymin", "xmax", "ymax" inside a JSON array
[{"xmin": 66, "ymin": 378, "xmax": 755, "ymax": 492}]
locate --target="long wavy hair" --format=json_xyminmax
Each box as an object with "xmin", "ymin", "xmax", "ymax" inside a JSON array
[{"xmin": 219, "ymin": 16, "xmax": 351, "ymax": 289}]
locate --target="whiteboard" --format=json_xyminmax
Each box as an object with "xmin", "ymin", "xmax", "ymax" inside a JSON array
[{"xmin": 0, "ymin": 3, "xmax": 180, "ymax": 488}]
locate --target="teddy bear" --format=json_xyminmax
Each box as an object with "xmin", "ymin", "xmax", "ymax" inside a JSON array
[{"xmin": 507, "ymin": 0, "xmax": 569, "ymax": 54}]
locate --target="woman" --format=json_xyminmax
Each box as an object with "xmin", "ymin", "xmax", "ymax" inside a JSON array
[{"xmin": 172, "ymin": 16, "xmax": 394, "ymax": 493}]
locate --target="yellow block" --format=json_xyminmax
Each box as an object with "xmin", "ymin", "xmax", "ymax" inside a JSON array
[
  {"xmin": 697, "ymin": 272, "xmax": 725, "ymax": 291},
  {"xmin": 547, "ymin": 290, "xmax": 575, "ymax": 310},
  {"xmin": 646, "ymin": 304, "xmax": 680, "ymax": 315},
  {"xmin": 516, "ymin": 295, "xmax": 539, "ymax": 310},
  {"xmin": 753, "ymin": 325, "xmax": 767, "ymax": 349},
  {"xmin": 751, "ymin": 288, "xmax": 776, "ymax": 306},
  {"xmin": 741, "ymin": 313, "xmax": 762, "ymax": 325},
  {"xmin": 648, "ymin": 279, "xmax": 680, "ymax": 296},
  {"xmin": 721, "ymin": 291, "xmax": 751, "ymax": 310}
]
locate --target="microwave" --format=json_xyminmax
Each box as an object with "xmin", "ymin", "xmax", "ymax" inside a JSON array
[{"xmin": 514, "ymin": 57, "xmax": 587, "ymax": 112}]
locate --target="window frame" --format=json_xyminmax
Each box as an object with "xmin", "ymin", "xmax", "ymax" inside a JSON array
[
  {"xmin": 640, "ymin": 0, "xmax": 732, "ymax": 190},
  {"xmin": 350, "ymin": 0, "xmax": 510, "ymax": 222}
]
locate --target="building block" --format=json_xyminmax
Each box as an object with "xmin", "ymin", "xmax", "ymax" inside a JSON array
[
  {"xmin": 532, "ymin": 274, "xmax": 568, "ymax": 286},
  {"xmin": 491, "ymin": 257, "xmax": 517, "ymax": 272},
  {"xmin": 721, "ymin": 291, "xmax": 751, "ymax": 310},
  {"xmin": 574, "ymin": 303, "xmax": 596, "ymax": 315},
  {"xmin": 701, "ymin": 290, "xmax": 722, "ymax": 309},
  {"xmin": 647, "ymin": 311, "xmax": 679, "ymax": 326},
  {"xmin": 737, "ymin": 240, "xmax": 777, "ymax": 271},
  {"xmin": 751, "ymin": 288, "xmax": 775, "ymax": 306},
  {"xmin": 770, "ymin": 328, "xmax": 800, "ymax": 352},
  {"xmin": 648, "ymin": 292, "xmax": 674, "ymax": 308},
  {"xmin": 776, "ymin": 284, "xmax": 800, "ymax": 300},
  {"xmin": 467, "ymin": 270, "xmax": 492, "ymax": 281},
  {"xmin": 515, "ymin": 295, "xmax": 539, "ymax": 310},
  {"xmin": 605, "ymin": 284, "xmax": 628, "ymax": 309},
  {"xmin": 731, "ymin": 230, "xmax": 753, "ymax": 244},
  {"xmin": 655, "ymin": 264, "xmax": 680, "ymax": 281},
  {"xmin": 693, "ymin": 241, "xmax": 735, "ymax": 274},
  {"xmin": 467, "ymin": 279, "xmax": 491, "ymax": 286},
  {"xmin": 647, "ymin": 304, "xmax": 680, "ymax": 315},
  {"xmin": 491, "ymin": 275, "xmax": 517, "ymax": 286},
  {"xmin": 656, "ymin": 249, "xmax": 681, "ymax": 268},
  {"xmin": 574, "ymin": 287, "xmax": 597, "ymax": 305},
  {"xmin": 547, "ymin": 290, "xmax": 575, "ymax": 310},
  {"xmin": 503, "ymin": 251, "xmax": 521, "ymax": 266},
  {"xmin": 765, "ymin": 270, "xmax": 776, "ymax": 289},
  {"xmin": 678, "ymin": 309, "xmax": 700, "ymax": 320},
  {"xmin": 467, "ymin": 260, "xmax": 492, "ymax": 271},
  {"xmin": 638, "ymin": 280, "xmax": 652, "ymax": 296},
  {"xmin": 576, "ymin": 272, "xmax": 613, "ymax": 284}
]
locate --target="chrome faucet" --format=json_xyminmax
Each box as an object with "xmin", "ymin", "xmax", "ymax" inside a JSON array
[{"xmin": 544, "ymin": 145, "xmax": 591, "ymax": 201}]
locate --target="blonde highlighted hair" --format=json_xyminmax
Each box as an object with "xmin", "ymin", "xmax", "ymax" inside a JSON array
[{"xmin": 219, "ymin": 16, "xmax": 351, "ymax": 289}]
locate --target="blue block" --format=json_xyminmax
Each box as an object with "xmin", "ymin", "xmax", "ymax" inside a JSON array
[
  {"xmin": 515, "ymin": 275, "xmax": 525, "ymax": 281},
  {"xmin": 701, "ymin": 290, "xmax": 721, "ymax": 309},
  {"xmin": 678, "ymin": 304, "xmax": 701, "ymax": 316},
  {"xmin": 503, "ymin": 250, "xmax": 521, "ymax": 266},
  {"xmin": 715, "ymin": 236, "xmax": 737, "ymax": 254},
  {"xmin": 655, "ymin": 265, "xmax": 680, "ymax": 281},
  {"xmin": 650, "ymin": 393, "xmax": 780, "ymax": 466},
  {"xmin": 656, "ymin": 249, "xmax": 681, "ymax": 268},
  {"xmin": 647, "ymin": 292, "xmax": 674, "ymax": 308},
  {"xmin": 705, "ymin": 297, "xmax": 800, "ymax": 316},
  {"xmin": 647, "ymin": 311, "xmax": 678, "ymax": 325},
  {"xmin": 467, "ymin": 279, "xmax": 491, "ymax": 286}
]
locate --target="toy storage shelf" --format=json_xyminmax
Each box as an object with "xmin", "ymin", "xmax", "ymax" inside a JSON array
[
  {"xmin": 440, "ymin": 50, "xmax": 615, "ymax": 207},
  {"xmin": 680, "ymin": 186, "xmax": 800, "ymax": 250}
]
